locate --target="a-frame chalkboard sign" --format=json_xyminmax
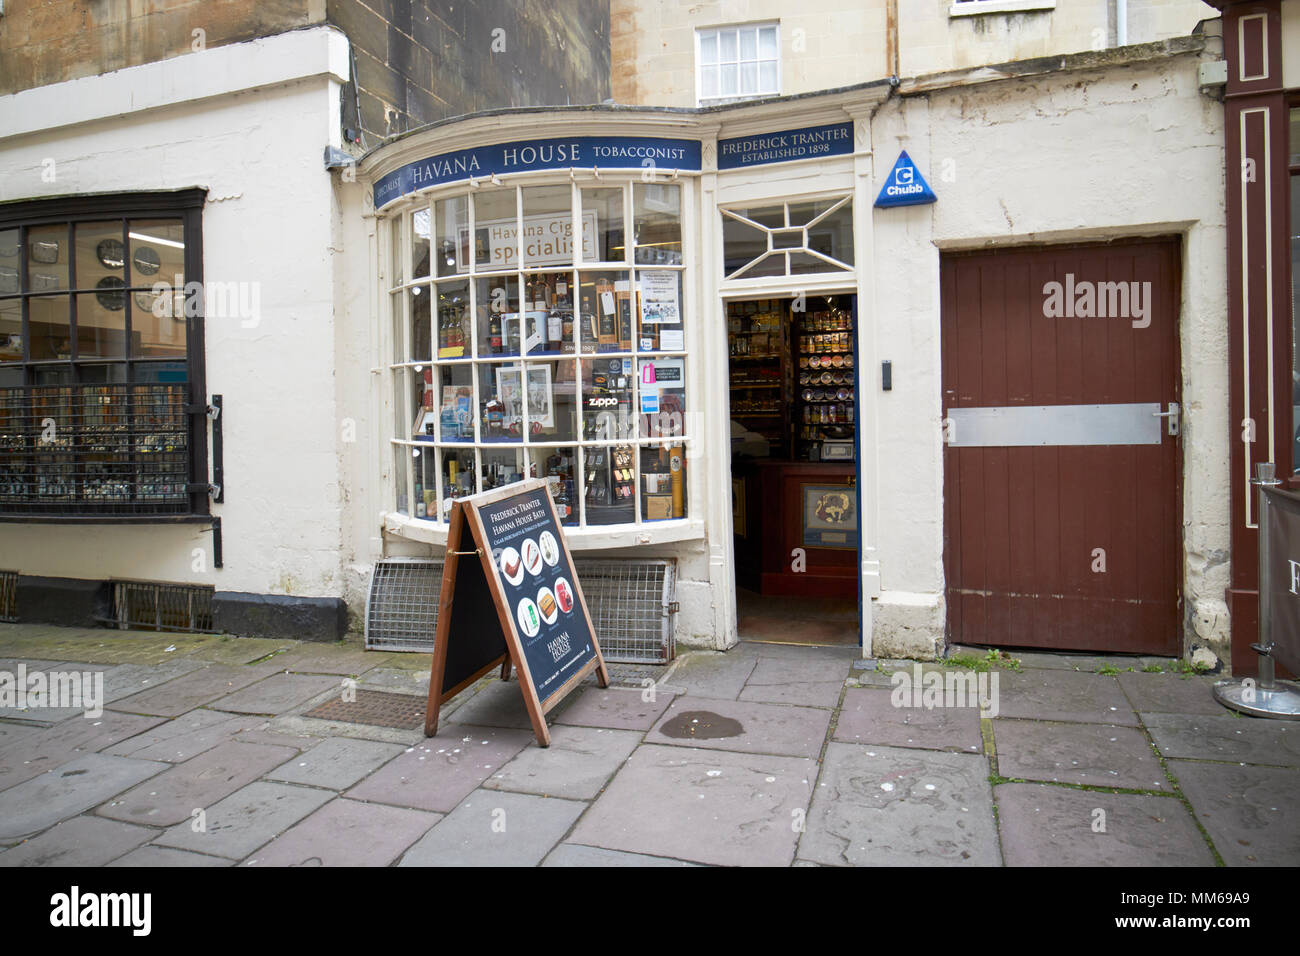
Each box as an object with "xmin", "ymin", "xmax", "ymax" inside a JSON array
[{"xmin": 424, "ymin": 478, "xmax": 609, "ymax": 747}]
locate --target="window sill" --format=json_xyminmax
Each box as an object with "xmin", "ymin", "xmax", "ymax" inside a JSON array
[
  {"xmin": 949, "ymin": 0, "xmax": 1056, "ymax": 17},
  {"xmin": 383, "ymin": 511, "xmax": 705, "ymax": 550}
]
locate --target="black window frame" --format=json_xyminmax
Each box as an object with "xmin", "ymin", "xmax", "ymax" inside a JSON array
[{"xmin": 0, "ymin": 189, "xmax": 210, "ymax": 521}]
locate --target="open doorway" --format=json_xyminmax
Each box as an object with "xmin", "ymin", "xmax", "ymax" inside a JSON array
[{"xmin": 727, "ymin": 294, "xmax": 860, "ymax": 646}]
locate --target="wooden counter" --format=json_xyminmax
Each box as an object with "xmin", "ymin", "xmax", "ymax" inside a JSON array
[{"xmin": 732, "ymin": 459, "xmax": 858, "ymax": 598}]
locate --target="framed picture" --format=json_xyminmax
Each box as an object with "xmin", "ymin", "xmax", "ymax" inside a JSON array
[
  {"xmin": 802, "ymin": 484, "xmax": 856, "ymax": 549},
  {"xmin": 497, "ymin": 364, "xmax": 554, "ymax": 430}
]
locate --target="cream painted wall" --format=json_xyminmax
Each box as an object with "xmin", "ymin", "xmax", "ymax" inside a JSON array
[
  {"xmin": 611, "ymin": 0, "xmax": 1217, "ymax": 106},
  {"xmin": 0, "ymin": 28, "xmax": 355, "ymax": 609}
]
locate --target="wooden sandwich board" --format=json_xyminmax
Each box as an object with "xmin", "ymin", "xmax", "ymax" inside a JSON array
[{"xmin": 424, "ymin": 477, "xmax": 609, "ymax": 747}]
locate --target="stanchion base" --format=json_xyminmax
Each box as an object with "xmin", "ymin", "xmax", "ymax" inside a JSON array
[{"xmin": 1213, "ymin": 678, "xmax": 1300, "ymax": 719}]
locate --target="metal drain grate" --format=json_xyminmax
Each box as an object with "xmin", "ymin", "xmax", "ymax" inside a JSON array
[
  {"xmin": 304, "ymin": 689, "xmax": 425, "ymax": 730},
  {"xmin": 111, "ymin": 580, "xmax": 214, "ymax": 632},
  {"xmin": 0, "ymin": 570, "xmax": 15, "ymax": 622},
  {"xmin": 363, "ymin": 557, "xmax": 677, "ymax": 664},
  {"xmin": 365, "ymin": 558, "xmax": 442, "ymax": 652}
]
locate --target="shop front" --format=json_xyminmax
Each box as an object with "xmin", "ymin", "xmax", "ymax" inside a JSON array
[{"xmin": 357, "ymin": 33, "xmax": 1228, "ymax": 662}]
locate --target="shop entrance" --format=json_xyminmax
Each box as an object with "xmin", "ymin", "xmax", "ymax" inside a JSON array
[{"xmin": 727, "ymin": 294, "xmax": 860, "ymax": 645}]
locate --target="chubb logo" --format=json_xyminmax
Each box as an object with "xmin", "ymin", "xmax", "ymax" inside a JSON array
[{"xmin": 884, "ymin": 165, "xmax": 923, "ymax": 197}]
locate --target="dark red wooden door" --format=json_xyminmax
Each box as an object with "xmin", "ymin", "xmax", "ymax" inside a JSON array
[{"xmin": 941, "ymin": 240, "xmax": 1181, "ymax": 654}]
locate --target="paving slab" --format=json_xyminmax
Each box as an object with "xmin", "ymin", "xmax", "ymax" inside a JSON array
[
  {"xmin": 553, "ymin": 685, "xmax": 676, "ymax": 731},
  {"xmin": 355, "ymin": 667, "xmax": 433, "ymax": 700},
  {"xmin": 182, "ymin": 635, "xmax": 296, "ymax": 665},
  {"xmin": 1117, "ymin": 672, "xmax": 1224, "ymax": 716},
  {"xmin": 664, "ymin": 651, "xmax": 758, "ymax": 700},
  {"xmin": 104, "ymin": 709, "xmax": 265, "ymax": 763},
  {"xmin": 1169, "ymin": 759, "xmax": 1300, "ymax": 865},
  {"xmin": 0, "ymin": 815, "xmax": 156, "ymax": 867},
  {"xmin": 346, "ymin": 725, "xmax": 534, "ymax": 813},
  {"xmin": 108, "ymin": 663, "xmax": 283, "ymax": 717},
  {"xmin": 994, "ymin": 669, "xmax": 1137, "ymax": 726},
  {"xmin": 266, "ymin": 737, "xmax": 406, "ymax": 790},
  {"xmin": 542, "ymin": 844, "xmax": 698, "ymax": 867},
  {"xmin": 996, "ymin": 783, "xmax": 1214, "ymax": 866},
  {"xmin": 649, "ymin": 696, "xmax": 831, "ymax": 759},
  {"xmin": 100, "ymin": 658, "xmax": 209, "ymax": 703},
  {"xmin": 399, "ymin": 790, "xmax": 586, "ymax": 867},
  {"xmin": 107, "ymin": 846, "xmax": 232, "ymax": 867},
  {"xmin": 740, "ymin": 657, "xmax": 849, "ymax": 708},
  {"xmin": 800, "ymin": 742, "xmax": 998, "ymax": 866},
  {"xmin": 834, "ymin": 687, "xmax": 982, "ymax": 753},
  {"xmin": 0, "ymin": 753, "xmax": 167, "ymax": 840},
  {"xmin": 444, "ymin": 679, "xmax": 536, "ymax": 729},
  {"xmin": 742, "ymin": 641, "xmax": 860, "ymax": 663},
  {"xmin": 1144, "ymin": 712, "xmax": 1300, "ymax": 767},
  {"xmin": 993, "ymin": 720, "xmax": 1167, "ymax": 791},
  {"xmin": 0, "ymin": 659, "xmax": 111, "ymax": 723},
  {"xmin": 231, "ymin": 726, "xmax": 324, "ymax": 752},
  {"xmin": 570, "ymin": 744, "xmax": 814, "ymax": 866},
  {"xmin": 96, "ymin": 739, "xmax": 298, "ymax": 827},
  {"xmin": 484, "ymin": 725, "xmax": 640, "ymax": 800},
  {"xmin": 208, "ymin": 673, "xmax": 339, "ymax": 715},
  {"xmin": 0, "ymin": 629, "xmax": 207, "ymax": 665},
  {"xmin": 0, "ymin": 710, "xmax": 165, "ymax": 790},
  {"xmin": 267, "ymin": 644, "xmax": 380, "ymax": 676},
  {"xmin": 244, "ymin": 798, "xmax": 440, "ymax": 867},
  {"xmin": 154, "ymin": 780, "xmax": 333, "ymax": 859}
]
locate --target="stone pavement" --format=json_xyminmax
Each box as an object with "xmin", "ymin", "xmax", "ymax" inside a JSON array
[{"xmin": 0, "ymin": 623, "xmax": 1297, "ymax": 867}]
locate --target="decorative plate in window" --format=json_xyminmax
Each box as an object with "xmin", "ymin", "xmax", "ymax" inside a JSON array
[
  {"xmin": 95, "ymin": 275, "xmax": 126, "ymax": 310},
  {"xmin": 96, "ymin": 238, "xmax": 125, "ymax": 269},
  {"xmin": 29, "ymin": 239, "xmax": 59, "ymax": 264},
  {"xmin": 132, "ymin": 246, "xmax": 161, "ymax": 276}
]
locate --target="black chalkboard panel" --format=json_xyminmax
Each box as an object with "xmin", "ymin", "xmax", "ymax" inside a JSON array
[{"xmin": 424, "ymin": 478, "xmax": 608, "ymax": 747}]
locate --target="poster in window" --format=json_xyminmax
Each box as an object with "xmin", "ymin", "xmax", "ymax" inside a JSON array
[
  {"xmin": 638, "ymin": 270, "xmax": 680, "ymax": 325},
  {"xmin": 497, "ymin": 364, "xmax": 555, "ymax": 430},
  {"xmin": 802, "ymin": 484, "xmax": 856, "ymax": 549}
]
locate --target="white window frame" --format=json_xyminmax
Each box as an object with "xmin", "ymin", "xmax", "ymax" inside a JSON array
[
  {"xmin": 695, "ymin": 22, "xmax": 781, "ymax": 107},
  {"xmin": 379, "ymin": 175, "xmax": 697, "ymax": 541},
  {"xmin": 720, "ymin": 195, "xmax": 854, "ymax": 281}
]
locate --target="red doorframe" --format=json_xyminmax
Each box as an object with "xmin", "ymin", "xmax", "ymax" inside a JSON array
[{"xmin": 1213, "ymin": 1, "xmax": 1295, "ymax": 675}]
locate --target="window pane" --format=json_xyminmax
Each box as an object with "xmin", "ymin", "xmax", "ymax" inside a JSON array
[
  {"xmin": 409, "ymin": 285, "xmax": 431, "ymax": 362},
  {"xmin": 636, "ymin": 269, "xmax": 683, "ymax": 352},
  {"xmin": 720, "ymin": 63, "xmax": 738, "ymax": 96},
  {"xmin": 28, "ymin": 295, "xmax": 71, "ymax": 360},
  {"xmin": 414, "ymin": 443, "xmax": 437, "ymax": 519},
  {"xmin": 720, "ymin": 29, "xmax": 738, "ymax": 61},
  {"xmin": 475, "ymin": 274, "xmax": 519, "ymax": 358},
  {"xmin": 521, "ymin": 185, "xmax": 573, "ymax": 268},
  {"xmin": 699, "ymin": 31, "xmax": 718, "ymax": 65},
  {"xmin": 583, "ymin": 443, "xmax": 635, "ymax": 525},
  {"xmin": 701, "ymin": 64, "xmax": 719, "ymax": 99},
  {"xmin": 128, "ymin": 219, "xmax": 184, "ymax": 289},
  {"xmin": 435, "ymin": 363, "xmax": 475, "ymax": 442},
  {"xmin": 0, "ymin": 298, "xmax": 20, "ymax": 361},
  {"xmin": 412, "ymin": 207, "xmax": 431, "ymax": 279},
  {"xmin": 434, "ymin": 279, "xmax": 471, "ymax": 359},
  {"xmin": 27, "ymin": 225, "xmax": 67, "ymax": 293},
  {"xmin": 740, "ymin": 62, "xmax": 757, "ymax": 95},
  {"xmin": 639, "ymin": 356, "xmax": 686, "ymax": 441},
  {"xmin": 389, "ymin": 215, "xmax": 404, "ymax": 287},
  {"xmin": 581, "ymin": 187, "xmax": 625, "ymax": 262},
  {"xmin": 759, "ymin": 26, "xmax": 778, "ymax": 58},
  {"xmin": 576, "ymin": 270, "xmax": 632, "ymax": 352},
  {"xmin": 481, "ymin": 446, "xmax": 525, "ymax": 491},
  {"xmin": 503, "ymin": 359, "xmax": 576, "ymax": 442},
  {"xmin": 806, "ymin": 199, "xmax": 855, "ymax": 266},
  {"xmin": 393, "ymin": 443, "xmax": 411, "ymax": 516},
  {"xmin": 759, "ymin": 61, "xmax": 778, "ymax": 93},
  {"xmin": 0, "ymin": 366, "xmax": 21, "ymax": 387},
  {"xmin": 477, "ymin": 361, "xmax": 522, "ymax": 442},
  {"xmin": 132, "ymin": 294, "xmax": 187, "ymax": 358},
  {"xmin": 435, "ymin": 195, "xmax": 468, "ymax": 277},
  {"xmin": 790, "ymin": 251, "xmax": 851, "ymax": 274},
  {"xmin": 523, "ymin": 270, "xmax": 575, "ymax": 356},
  {"xmin": 733, "ymin": 251, "xmax": 787, "ymax": 279},
  {"xmin": 633, "ymin": 184, "xmax": 681, "ymax": 265},
  {"xmin": 740, "ymin": 28, "xmax": 757, "ymax": 60},
  {"xmin": 471, "ymin": 188, "xmax": 518, "ymax": 272},
  {"xmin": 722, "ymin": 214, "xmax": 767, "ymax": 276},
  {"xmin": 534, "ymin": 445, "xmax": 579, "ymax": 525},
  {"xmin": 0, "ymin": 229, "xmax": 18, "ymax": 295},
  {"xmin": 441, "ymin": 446, "xmax": 476, "ymax": 509},
  {"xmin": 641, "ymin": 443, "xmax": 686, "ymax": 521},
  {"xmin": 580, "ymin": 357, "xmax": 635, "ymax": 442}
]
